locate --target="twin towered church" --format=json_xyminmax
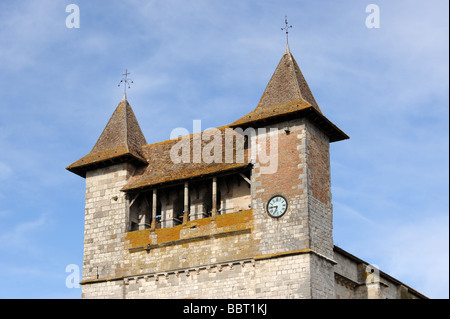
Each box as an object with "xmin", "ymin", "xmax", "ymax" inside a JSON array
[{"xmin": 67, "ymin": 39, "xmax": 426, "ymax": 299}]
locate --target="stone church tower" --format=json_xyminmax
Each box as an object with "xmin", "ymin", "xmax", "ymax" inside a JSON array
[{"xmin": 67, "ymin": 45, "xmax": 426, "ymax": 299}]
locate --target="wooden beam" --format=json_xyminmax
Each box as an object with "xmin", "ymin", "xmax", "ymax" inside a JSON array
[
  {"xmin": 129, "ymin": 192, "xmax": 140, "ymax": 208},
  {"xmin": 212, "ymin": 177, "xmax": 218, "ymax": 218},
  {"xmin": 183, "ymin": 182, "xmax": 189, "ymax": 225},
  {"xmin": 151, "ymin": 189, "xmax": 157, "ymax": 230},
  {"xmin": 239, "ymin": 173, "xmax": 251, "ymax": 185}
]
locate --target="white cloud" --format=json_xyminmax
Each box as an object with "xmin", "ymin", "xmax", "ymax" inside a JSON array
[
  {"xmin": 0, "ymin": 1, "xmax": 65, "ymax": 71},
  {"xmin": 379, "ymin": 215, "xmax": 449, "ymax": 298},
  {"xmin": 333, "ymin": 200, "xmax": 376, "ymax": 226},
  {"xmin": 0, "ymin": 0, "xmax": 446, "ymax": 299},
  {"xmin": 0, "ymin": 161, "xmax": 12, "ymax": 181},
  {"xmin": 335, "ymin": 208, "xmax": 449, "ymax": 298},
  {"xmin": 0, "ymin": 213, "xmax": 51, "ymax": 254}
]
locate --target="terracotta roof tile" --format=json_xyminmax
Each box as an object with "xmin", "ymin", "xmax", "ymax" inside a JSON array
[
  {"xmin": 121, "ymin": 126, "xmax": 250, "ymax": 191},
  {"xmin": 67, "ymin": 48, "xmax": 348, "ymax": 185}
]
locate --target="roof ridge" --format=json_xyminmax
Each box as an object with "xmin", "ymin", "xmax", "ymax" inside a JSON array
[
  {"xmin": 66, "ymin": 98, "xmax": 148, "ymax": 177},
  {"xmin": 289, "ymin": 52, "xmax": 321, "ymax": 113},
  {"xmin": 140, "ymin": 124, "xmax": 232, "ymax": 150},
  {"xmin": 286, "ymin": 51, "xmax": 304, "ymax": 106},
  {"xmin": 231, "ymin": 48, "xmax": 324, "ymax": 128},
  {"xmin": 124, "ymin": 99, "xmax": 130, "ymax": 154}
]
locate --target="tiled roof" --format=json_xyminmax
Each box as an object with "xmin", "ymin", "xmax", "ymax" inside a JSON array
[
  {"xmin": 67, "ymin": 47, "xmax": 348, "ymax": 185},
  {"xmin": 66, "ymin": 98, "xmax": 148, "ymax": 177},
  {"xmin": 232, "ymin": 46, "xmax": 320, "ymax": 128},
  {"xmin": 231, "ymin": 98, "xmax": 312, "ymax": 126},
  {"xmin": 259, "ymin": 46, "xmax": 321, "ymax": 112},
  {"xmin": 230, "ymin": 47, "xmax": 348, "ymax": 142},
  {"xmin": 121, "ymin": 126, "xmax": 250, "ymax": 191}
]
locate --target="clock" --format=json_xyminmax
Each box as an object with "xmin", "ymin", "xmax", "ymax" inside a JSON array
[{"xmin": 267, "ymin": 195, "xmax": 288, "ymax": 218}]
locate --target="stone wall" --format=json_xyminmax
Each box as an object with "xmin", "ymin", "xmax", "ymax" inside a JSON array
[
  {"xmin": 79, "ymin": 119, "xmax": 425, "ymax": 299},
  {"xmin": 250, "ymin": 119, "xmax": 333, "ymax": 258},
  {"xmin": 83, "ymin": 163, "xmax": 136, "ymax": 281},
  {"xmin": 333, "ymin": 247, "xmax": 423, "ymax": 299},
  {"xmin": 81, "ymin": 118, "xmax": 338, "ymax": 298},
  {"xmin": 306, "ymin": 122, "xmax": 333, "ymax": 259},
  {"xmin": 251, "ymin": 119, "xmax": 310, "ymax": 256},
  {"xmin": 81, "ymin": 252, "xmax": 315, "ymax": 299}
]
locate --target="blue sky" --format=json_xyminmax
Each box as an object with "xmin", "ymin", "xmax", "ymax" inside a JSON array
[{"xmin": 0, "ymin": 0, "xmax": 448, "ymax": 299}]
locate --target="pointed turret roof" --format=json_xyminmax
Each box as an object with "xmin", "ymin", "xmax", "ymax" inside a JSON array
[
  {"xmin": 258, "ymin": 44, "xmax": 321, "ymax": 112},
  {"xmin": 231, "ymin": 47, "xmax": 348, "ymax": 142},
  {"xmin": 66, "ymin": 97, "xmax": 148, "ymax": 177}
]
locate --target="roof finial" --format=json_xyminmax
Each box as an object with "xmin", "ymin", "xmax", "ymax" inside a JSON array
[
  {"xmin": 281, "ymin": 16, "xmax": 292, "ymax": 52},
  {"xmin": 118, "ymin": 69, "xmax": 133, "ymax": 100}
]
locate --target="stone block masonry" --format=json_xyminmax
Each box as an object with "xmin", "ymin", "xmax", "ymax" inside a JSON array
[
  {"xmin": 83, "ymin": 163, "xmax": 136, "ymax": 281},
  {"xmin": 70, "ymin": 44, "xmax": 428, "ymax": 299},
  {"xmin": 80, "ymin": 117, "xmax": 338, "ymax": 298},
  {"xmin": 81, "ymin": 251, "xmax": 319, "ymax": 299},
  {"xmin": 80, "ymin": 145, "xmax": 338, "ymax": 299}
]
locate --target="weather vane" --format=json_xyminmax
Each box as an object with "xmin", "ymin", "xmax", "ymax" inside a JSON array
[
  {"xmin": 118, "ymin": 69, "xmax": 133, "ymax": 97},
  {"xmin": 281, "ymin": 16, "xmax": 292, "ymax": 46}
]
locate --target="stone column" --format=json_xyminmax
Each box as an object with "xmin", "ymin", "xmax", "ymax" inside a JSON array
[
  {"xmin": 183, "ymin": 182, "xmax": 189, "ymax": 224},
  {"xmin": 151, "ymin": 189, "xmax": 157, "ymax": 230},
  {"xmin": 212, "ymin": 177, "xmax": 218, "ymax": 218},
  {"xmin": 138, "ymin": 210, "xmax": 147, "ymax": 230}
]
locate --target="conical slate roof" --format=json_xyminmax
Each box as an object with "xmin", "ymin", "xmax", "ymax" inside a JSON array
[
  {"xmin": 258, "ymin": 45, "xmax": 321, "ymax": 112},
  {"xmin": 231, "ymin": 46, "xmax": 348, "ymax": 142},
  {"xmin": 232, "ymin": 45, "xmax": 321, "ymax": 126},
  {"xmin": 66, "ymin": 97, "xmax": 148, "ymax": 177}
]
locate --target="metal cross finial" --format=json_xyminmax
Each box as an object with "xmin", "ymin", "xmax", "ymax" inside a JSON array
[
  {"xmin": 281, "ymin": 16, "xmax": 292, "ymax": 45},
  {"xmin": 118, "ymin": 69, "xmax": 133, "ymax": 97}
]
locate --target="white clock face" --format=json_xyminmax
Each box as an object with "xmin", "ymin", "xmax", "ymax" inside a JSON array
[{"xmin": 267, "ymin": 195, "xmax": 288, "ymax": 218}]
